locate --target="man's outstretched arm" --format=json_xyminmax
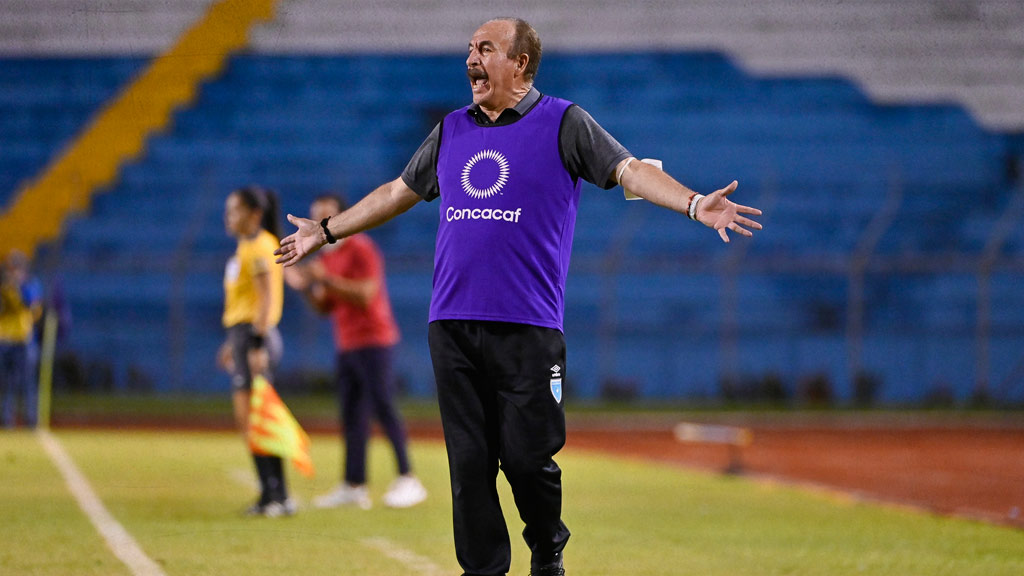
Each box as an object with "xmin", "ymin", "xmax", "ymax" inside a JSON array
[
  {"xmin": 274, "ymin": 177, "xmax": 422, "ymax": 266},
  {"xmin": 615, "ymin": 157, "xmax": 763, "ymax": 243}
]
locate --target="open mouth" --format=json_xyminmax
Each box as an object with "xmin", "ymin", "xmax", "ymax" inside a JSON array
[{"xmin": 468, "ymin": 68, "xmax": 489, "ymax": 91}]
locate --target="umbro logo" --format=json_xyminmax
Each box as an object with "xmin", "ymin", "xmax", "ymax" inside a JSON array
[{"xmin": 549, "ymin": 364, "xmax": 563, "ymax": 403}]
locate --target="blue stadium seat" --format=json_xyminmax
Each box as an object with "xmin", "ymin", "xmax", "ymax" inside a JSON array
[{"xmin": 9, "ymin": 51, "xmax": 1014, "ymax": 398}]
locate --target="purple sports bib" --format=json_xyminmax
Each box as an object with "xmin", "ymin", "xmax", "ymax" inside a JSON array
[{"xmin": 430, "ymin": 96, "xmax": 580, "ymax": 331}]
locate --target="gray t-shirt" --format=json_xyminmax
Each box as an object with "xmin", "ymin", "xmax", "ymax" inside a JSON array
[{"xmin": 402, "ymin": 87, "xmax": 632, "ymax": 201}]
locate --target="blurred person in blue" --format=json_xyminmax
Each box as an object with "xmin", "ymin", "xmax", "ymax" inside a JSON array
[
  {"xmin": 1, "ymin": 249, "xmax": 44, "ymax": 429},
  {"xmin": 275, "ymin": 17, "xmax": 762, "ymax": 576},
  {"xmin": 285, "ymin": 193, "xmax": 427, "ymax": 510},
  {"xmin": 218, "ymin": 186, "xmax": 294, "ymax": 517}
]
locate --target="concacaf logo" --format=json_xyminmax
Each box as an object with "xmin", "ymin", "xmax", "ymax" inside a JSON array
[{"xmin": 460, "ymin": 149, "xmax": 510, "ymax": 199}]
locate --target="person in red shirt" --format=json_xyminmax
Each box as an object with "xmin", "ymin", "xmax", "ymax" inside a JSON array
[{"xmin": 285, "ymin": 193, "xmax": 426, "ymax": 509}]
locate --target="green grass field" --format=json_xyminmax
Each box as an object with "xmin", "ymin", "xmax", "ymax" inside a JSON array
[{"xmin": 3, "ymin": 428, "xmax": 1022, "ymax": 576}]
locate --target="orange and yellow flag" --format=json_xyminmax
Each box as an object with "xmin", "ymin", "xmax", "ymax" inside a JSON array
[{"xmin": 248, "ymin": 375, "xmax": 314, "ymax": 477}]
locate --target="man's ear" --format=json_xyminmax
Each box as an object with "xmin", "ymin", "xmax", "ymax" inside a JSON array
[{"xmin": 516, "ymin": 54, "xmax": 529, "ymax": 75}]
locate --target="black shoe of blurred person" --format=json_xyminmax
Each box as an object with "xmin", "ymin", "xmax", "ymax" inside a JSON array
[{"xmin": 243, "ymin": 498, "xmax": 296, "ymax": 518}]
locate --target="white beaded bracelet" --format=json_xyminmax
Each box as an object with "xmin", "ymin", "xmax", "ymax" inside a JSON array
[{"xmin": 688, "ymin": 194, "xmax": 705, "ymax": 221}]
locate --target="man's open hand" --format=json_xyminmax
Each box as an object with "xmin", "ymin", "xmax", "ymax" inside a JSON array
[
  {"xmin": 695, "ymin": 181, "xmax": 763, "ymax": 243},
  {"xmin": 274, "ymin": 214, "xmax": 325, "ymax": 266}
]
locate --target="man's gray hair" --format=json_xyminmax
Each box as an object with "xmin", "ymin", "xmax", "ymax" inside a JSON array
[{"xmin": 488, "ymin": 17, "xmax": 542, "ymax": 82}]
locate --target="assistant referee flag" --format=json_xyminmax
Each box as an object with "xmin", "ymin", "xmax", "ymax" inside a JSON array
[{"xmin": 249, "ymin": 375, "xmax": 314, "ymax": 477}]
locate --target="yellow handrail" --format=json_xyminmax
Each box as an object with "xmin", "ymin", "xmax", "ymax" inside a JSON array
[{"xmin": 0, "ymin": 0, "xmax": 278, "ymax": 257}]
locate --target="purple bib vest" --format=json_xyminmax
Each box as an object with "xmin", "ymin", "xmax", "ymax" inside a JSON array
[{"xmin": 430, "ymin": 95, "xmax": 580, "ymax": 331}]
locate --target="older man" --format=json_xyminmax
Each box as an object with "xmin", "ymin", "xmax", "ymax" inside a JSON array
[{"xmin": 277, "ymin": 17, "xmax": 762, "ymax": 576}]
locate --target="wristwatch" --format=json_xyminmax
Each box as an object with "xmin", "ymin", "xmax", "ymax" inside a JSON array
[{"xmin": 320, "ymin": 218, "xmax": 338, "ymax": 244}]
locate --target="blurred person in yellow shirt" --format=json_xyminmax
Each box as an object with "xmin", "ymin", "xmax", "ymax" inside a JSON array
[
  {"xmin": 1, "ymin": 250, "xmax": 43, "ymax": 429},
  {"xmin": 217, "ymin": 186, "xmax": 292, "ymax": 517}
]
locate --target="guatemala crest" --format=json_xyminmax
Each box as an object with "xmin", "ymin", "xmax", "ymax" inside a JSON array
[{"xmin": 550, "ymin": 364, "xmax": 563, "ymax": 403}]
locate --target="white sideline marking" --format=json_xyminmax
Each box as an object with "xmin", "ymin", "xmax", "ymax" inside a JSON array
[
  {"xmin": 360, "ymin": 537, "xmax": 447, "ymax": 576},
  {"xmin": 37, "ymin": 430, "xmax": 167, "ymax": 576}
]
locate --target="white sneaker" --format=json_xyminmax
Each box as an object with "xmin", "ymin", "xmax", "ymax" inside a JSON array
[
  {"xmin": 261, "ymin": 499, "xmax": 297, "ymax": 518},
  {"xmin": 244, "ymin": 498, "xmax": 298, "ymax": 518},
  {"xmin": 313, "ymin": 484, "xmax": 371, "ymax": 510},
  {"xmin": 383, "ymin": 475, "xmax": 428, "ymax": 509}
]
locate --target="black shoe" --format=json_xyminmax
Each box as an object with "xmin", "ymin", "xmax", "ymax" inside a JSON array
[
  {"xmin": 529, "ymin": 557, "xmax": 565, "ymax": 576},
  {"xmin": 243, "ymin": 498, "xmax": 297, "ymax": 518}
]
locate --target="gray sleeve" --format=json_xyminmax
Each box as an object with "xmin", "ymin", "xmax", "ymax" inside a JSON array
[
  {"xmin": 401, "ymin": 122, "xmax": 442, "ymax": 201},
  {"xmin": 560, "ymin": 105, "xmax": 632, "ymax": 190}
]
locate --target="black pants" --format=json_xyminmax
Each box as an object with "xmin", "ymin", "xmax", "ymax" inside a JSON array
[
  {"xmin": 429, "ymin": 320, "xmax": 570, "ymax": 576},
  {"xmin": 226, "ymin": 323, "xmax": 286, "ymax": 504},
  {"xmin": 336, "ymin": 345, "xmax": 411, "ymax": 484}
]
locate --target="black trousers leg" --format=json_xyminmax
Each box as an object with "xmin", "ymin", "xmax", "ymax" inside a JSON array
[
  {"xmin": 253, "ymin": 454, "xmax": 288, "ymax": 504},
  {"xmin": 429, "ymin": 321, "xmax": 570, "ymax": 576},
  {"xmin": 430, "ymin": 321, "xmax": 509, "ymax": 576},
  {"xmin": 487, "ymin": 323, "xmax": 570, "ymax": 571},
  {"xmin": 253, "ymin": 453, "xmax": 272, "ymax": 506},
  {"xmin": 356, "ymin": 346, "xmax": 413, "ymax": 475},
  {"xmin": 337, "ymin": 352, "xmax": 371, "ymax": 485}
]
